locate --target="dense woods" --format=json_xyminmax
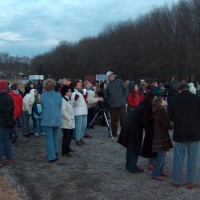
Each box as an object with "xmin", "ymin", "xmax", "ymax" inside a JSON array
[
  {"xmin": 0, "ymin": 53, "xmax": 31, "ymax": 78},
  {"xmin": 1, "ymin": 0, "xmax": 200, "ymax": 81}
]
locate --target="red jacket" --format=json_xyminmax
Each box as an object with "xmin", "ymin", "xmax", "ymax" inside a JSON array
[
  {"xmin": 128, "ymin": 92, "xmax": 144, "ymax": 108},
  {"xmin": 9, "ymin": 90, "xmax": 23, "ymax": 119}
]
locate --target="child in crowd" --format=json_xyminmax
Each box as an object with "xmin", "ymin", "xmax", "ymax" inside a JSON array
[
  {"xmin": 32, "ymin": 95, "xmax": 44, "ymax": 136},
  {"xmin": 151, "ymin": 97, "xmax": 173, "ymax": 181},
  {"xmin": 60, "ymin": 85, "xmax": 75, "ymax": 157}
]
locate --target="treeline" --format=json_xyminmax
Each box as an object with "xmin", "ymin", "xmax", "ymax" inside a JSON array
[
  {"xmin": 27, "ymin": 0, "xmax": 200, "ymax": 81},
  {"xmin": 0, "ymin": 52, "xmax": 31, "ymax": 78}
]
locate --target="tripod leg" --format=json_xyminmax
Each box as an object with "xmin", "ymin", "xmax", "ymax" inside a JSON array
[{"xmin": 103, "ymin": 112, "xmax": 113, "ymax": 140}]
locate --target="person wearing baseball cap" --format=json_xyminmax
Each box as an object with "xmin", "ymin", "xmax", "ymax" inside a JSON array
[{"xmin": 106, "ymin": 71, "xmax": 128, "ymax": 137}]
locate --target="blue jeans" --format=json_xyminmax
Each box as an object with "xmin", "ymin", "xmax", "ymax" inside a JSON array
[
  {"xmin": 43, "ymin": 126, "xmax": 59, "ymax": 161},
  {"xmin": 172, "ymin": 141, "xmax": 199, "ymax": 184},
  {"xmin": 21, "ymin": 111, "xmax": 31, "ymax": 135},
  {"xmin": 152, "ymin": 151, "xmax": 166, "ymax": 177},
  {"xmin": 126, "ymin": 149, "xmax": 139, "ymax": 173},
  {"xmin": 0, "ymin": 127, "xmax": 12, "ymax": 162},
  {"xmin": 74, "ymin": 115, "xmax": 87, "ymax": 141},
  {"xmin": 34, "ymin": 118, "xmax": 43, "ymax": 133}
]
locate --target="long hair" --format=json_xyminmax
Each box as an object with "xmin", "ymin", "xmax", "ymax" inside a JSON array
[
  {"xmin": 152, "ymin": 97, "xmax": 164, "ymax": 113},
  {"xmin": 130, "ymin": 84, "xmax": 142, "ymax": 97}
]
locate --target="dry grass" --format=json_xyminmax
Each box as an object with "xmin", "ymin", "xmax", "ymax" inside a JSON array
[{"xmin": 0, "ymin": 175, "xmax": 21, "ymax": 200}]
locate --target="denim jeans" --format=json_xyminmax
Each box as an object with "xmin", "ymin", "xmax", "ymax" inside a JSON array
[
  {"xmin": 21, "ymin": 111, "xmax": 31, "ymax": 135},
  {"xmin": 126, "ymin": 149, "xmax": 139, "ymax": 173},
  {"xmin": 74, "ymin": 115, "xmax": 87, "ymax": 141},
  {"xmin": 43, "ymin": 126, "xmax": 59, "ymax": 161},
  {"xmin": 34, "ymin": 118, "xmax": 43, "ymax": 134},
  {"xmin": 0, "ymin": 127, "xmax": 12, "ymax": 162},
  {"xmin": 152, "ymin": 151, "xmax": 166, "ymax": 177},
  {"xmin": 172, "ymin": 141, "xmax": 199, "ymax": 184}
]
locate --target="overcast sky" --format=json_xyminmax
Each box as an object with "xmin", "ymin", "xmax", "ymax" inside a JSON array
[{"xmin": 0, "ymin": 0, "xmax": 180, "ymax": 57}]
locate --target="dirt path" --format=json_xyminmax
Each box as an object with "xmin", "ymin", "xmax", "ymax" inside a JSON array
[{"xmin": 1, "ymin": 126, "xmax": 200, "ymax": 200}]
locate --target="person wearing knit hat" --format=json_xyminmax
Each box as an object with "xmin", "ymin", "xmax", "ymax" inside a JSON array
[{"xmin": 0, "ymin": 80, "xmax": 15, "ymax": 166}]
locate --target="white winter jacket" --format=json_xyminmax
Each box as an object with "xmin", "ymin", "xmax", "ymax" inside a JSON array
[
  {"xmin": 87, "ymin": 89, "xmax": 99, "ymax": 108},
  {"xmin": 60, "ymin": 97, "xmax": 75, "ymax": 129},
  {"xmin": 71, "ymin": 89, "xmax": 88, "ymax": 116},
  {"xmin": 23, "ymin": 89, "xmax": 36, "ymax": 114}
]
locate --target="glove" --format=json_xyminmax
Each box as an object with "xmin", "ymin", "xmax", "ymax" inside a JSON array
[{"xmin": 74, "ymin": 94, "xmax": 79, "ymax": 101}]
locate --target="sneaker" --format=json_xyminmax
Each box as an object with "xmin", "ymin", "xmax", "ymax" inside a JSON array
[
  {"xmin": 161, "ymin": 172, "xmax": 169, "ymax": 177},
  {"xmin": 148, "ymin": 164, "xmax": 155, "ymax": 170},
  {"xmin": 129, "ymin": 168, "xmax": 144, "ymax": 174},
  {"xmin": 4, "ymin": 158, "xmax": 12, "ymax": 163},
  {"xmin": 69, "ymin": 148, "xmax": 74, "ymax": 152},
  {"xmin": 62, "ymin": 153, "xmax": 72, "ymax": 157},
  {"xmin": 187, "ymin": 182, "xmax": 196, "ymax": 189},
  {"xmin": 76, "ymin": 141, "xmax": 82, "ymax": 146},
  {"xmin": 132, "ymin": 168, "xmax": 144, "ymax": 173},
  {"xmin": 152, "ymin": 176, "xmax": 165, "ymax": 181},
  {"xmin": 80, "ymin": 139, "xmax": 86, "ymax": 145},
  {"xmin": 170, "ymin": 182, "xmax": 181, "ymax": 188},
  {"xmin": 23, "ymin": 133, "xmax": 31, "ymax": 137},
  {"xmin": 83, "ymin": 134, "xmax": 92, "ymax": 138},
  {"xmin": 34, "ymin": 133, "xmax": 39, "ymax": 136},
  {"xmin": 41, "ymin": 133, "xmax": 45, "ymax": 136}
]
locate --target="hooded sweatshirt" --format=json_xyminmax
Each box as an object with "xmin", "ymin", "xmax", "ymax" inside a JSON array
[
  {"xmin": 23, "ymin": 89, "xmax": 36, "ymax": 114},
  {"xmin": 9, "ymin": 90, "xmax": 23, "ymax": 119}
]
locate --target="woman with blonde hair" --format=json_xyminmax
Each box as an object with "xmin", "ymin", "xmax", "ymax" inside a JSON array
[{"xmin": 41, "ymin": 79, "xmax": 62, "ymax": 163}]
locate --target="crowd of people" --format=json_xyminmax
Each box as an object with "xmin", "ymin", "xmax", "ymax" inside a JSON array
[{"xmin": 0, "ymin": 72, "xmax": 200, "ymax": 190}]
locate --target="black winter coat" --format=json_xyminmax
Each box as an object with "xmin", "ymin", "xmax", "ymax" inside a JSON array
[
  {"xmin": 168, "ymin": 90, "xmax": 200, "ymax": 142},
  {"xmin": 0, "ymin": 91, "xmax": 14, "ymax": 127},
  {"xmin": 118, "ymin": 102, "xmax": 154, "ymax": 157}
]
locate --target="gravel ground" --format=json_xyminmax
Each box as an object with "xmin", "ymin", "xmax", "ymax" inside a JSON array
[{"xmin": 1, "ymin": 125, "xmax": 200, "ymax": 200}]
